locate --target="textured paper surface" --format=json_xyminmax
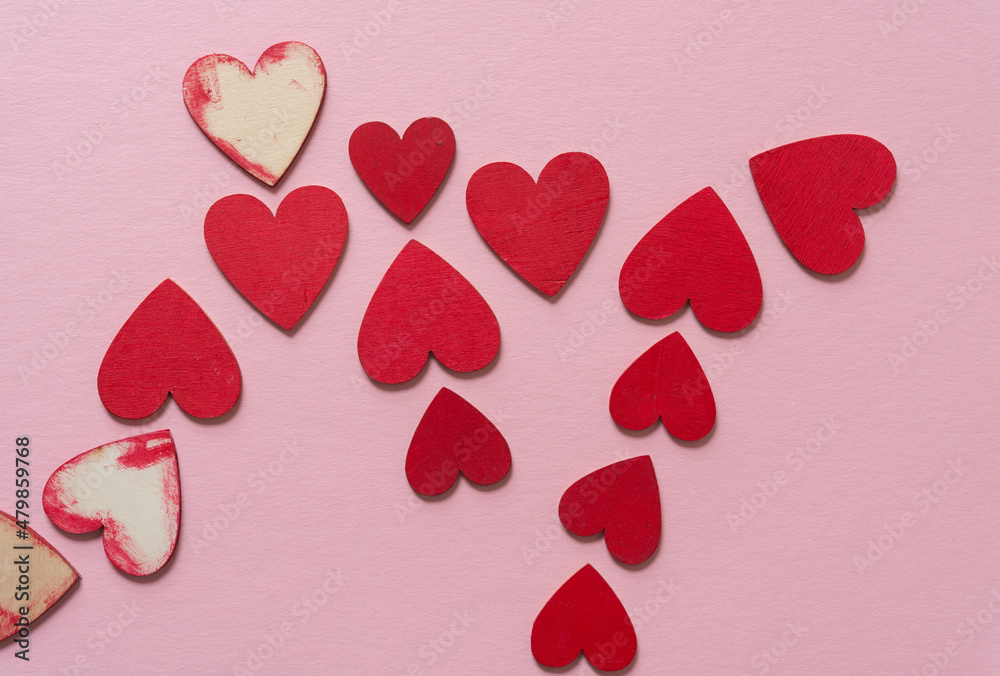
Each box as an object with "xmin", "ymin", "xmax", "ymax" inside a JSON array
[{"xmin": 1, "ymin": 1, "xmax": 999, "ymax": 673}]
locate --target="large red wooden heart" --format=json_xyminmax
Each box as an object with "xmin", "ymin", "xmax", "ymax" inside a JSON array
[
  {"xmin": 619, "ymin": 187, "xmax": 762, "ymax": 332},
  {"xmin": 204, "ymin": 185, "xmax": 348, "ymax": 330},
  {"xmin": 182, "ymin": 41, "xmax": 326, "ymax": 186},
  {"xmin": 349, "ymin": 117, "xmax": 456, "ymax": 224},
  {"xmin": 0, "ymin": 510, "xmax": 79, "ymax": 642},
  {"xmin": 405, "ymin": 387, "xmax": 511, "ymax": 496},
  {"xmin": 43, "ymin": 430, "xmax": 180, "ymax": 577},
  {"xmin": 465, "ymin": 152, "xmax": 609, "ymax": 296},
  {"xmin": 357, "ymin": 240, "xmax": 500, "ymax": 384},
  {"xmin": 609, "ymin": 331, "xmax": 715, "ymax": 441},
  {"xmin": 749, "ymin": 134, "xmax": 896, "ymax": 275},
  {"xmin": 531, "ymin": 563, "xmax": 637, "ymax": 671},
  {"xmin": 559, "ymin": 455, "xmax": 661, "ymax": 565},
  {"xmin": 98, "ymin": 279, "xmax": 241, "ymax": 419}
]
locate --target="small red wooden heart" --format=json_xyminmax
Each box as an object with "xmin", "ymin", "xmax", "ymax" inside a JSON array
[
  {"xmin": 531, "ymin": 563, "xmax": 637, "ymax": 671},
  {"xmin": 349, "ymin": 118, "xmax": 456, "ymax": 224},
  {"xmin": 609, "ymin": 331, "xmax": 715, "ymax": 441},
  {"xmin": 749, "ymin": 134, "xmax": 896, "ymax": 275},
  {"xmin": 0, "ymin": 510, "xmax": 79, "ymax": 641},
  {"xmin": 466, "ymin": 152, "xmax": 609, "ymax": 296},
  {"xmin": 204, "ymin": 185, "xmax": 348, "ymax": 330},
  {"xmin": 406, "ymin": 387, "xmax": 511, "ymax": 496},
  {"xmin": 98, "ymin": 279, "xmax": 241, "ymax": 419},
  {"xmin": 619, "ymin": 187, "xmax": 762, "ymax": 332},
  {"xmin": 357, "ymin": 240, "xmax": 500, "ymax": 384},
  {"xmin": 182, "ymin": 41, "xmax": 326, "ymax": 186},
  {"xmin": 43, "ymin": 430, "xmax": 180, "ymax": 577},
  {"xmin": 559, "ymin": 456, "xmax": 660, "ymax": 565}
]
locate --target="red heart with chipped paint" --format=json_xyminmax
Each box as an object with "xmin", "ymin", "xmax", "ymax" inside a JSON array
[
  {"xmin": 406, "ymin": 387, "xmax": 511, "ymax": 496},
  {"xmin": 43, "ymin": 430, "xmax": 180, "ymax": 577},
  {"xmin": 619, "ymin": 187, "xmax": 762, "ymax": 332},
  {"xmin": 466, "ymin": 152, "xmax": 609, "ymax": 296},
  {"xmin": 559, "ymin": 455, "xmax": 660, "ymax": 565},
  {"xmin": 609, "ymin": 331, "xmax": 715, "ymax": 441},
  {"xmin": 531, "ymin": 564, "xmax": 637, "ymax": 671},
  {"xmin": 0, "ymin": 510, "xmax": 78, "ymax": 641},
  {"xmin": 349, "ymin": 118, "xmax": 456, "ymax": 224},
  {"xmin": 98, "ymin": 279, "xmax": 241, "ymax": 419},
  {"xmin": 204, "ymin": 185, "xmax": 348, "ymax": 330},
  {"xmin": 357, "ymin": 240, "xmax": 500, "ymax": 384},
  {"xmin": 182, "ymin": 41, "xmax": 326, "ymax": 186},
  {"xmin": 749, "ymin": 134, "xmax": 896, "ymax": 275}
]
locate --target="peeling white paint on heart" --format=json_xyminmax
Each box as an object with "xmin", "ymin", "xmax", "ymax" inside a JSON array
[
  {"xmin": 182, "ymin": 41, "xmax": 326, "ymax": 186},
  {"xmin": 43, "ymin": 430, "xmax": 181, "ymax": 577}
]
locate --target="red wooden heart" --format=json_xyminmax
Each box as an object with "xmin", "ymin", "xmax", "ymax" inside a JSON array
[
  {"xmin": 182, "ymin": 41, "xmax": 326, "ymax": 186},
  {"xmin": 609, "ymin": 332, "xmax": 715, "ymax": 441},
  {"xmin": 559, "ymin": 456, "xmax": 660, "ymax": 565},
  {"xmin": 98, "ymin": 279, "xmax": 241, "ymax": 419},
  {"xmin": 405, "ymin": 387, "xmax": 511, "ymax": 496},
  {"xmin": 43, "ymin": 430, "xmax": 180, "ymax": 577},
  {"xmin": 357, "ymin": 240, "xmax": 500, "ymax": 384},
  {"xmin": 0, "ymin": 509, "xmax": 79, "ymax": 642},
  {"xmin": 531, "ymin": 564, "xmax": 637, "ymax": 671},
  {"xmin": 466, "ymin": 152, "xmax": 609, "ymax": 296},
  {"xmin": 749, "ymin": 134, "xmax": 896, "ymax": 275},
  {"xmin": 349, "ymin": 118, "xmax": 456, "ymax": 224},
  {"xmin": 619, "ymin": 187, "xmax": 762, "ymax": 332},
  {"xmin": 204, "ymin": 185, "xmax": 348, "ymax": 330}
]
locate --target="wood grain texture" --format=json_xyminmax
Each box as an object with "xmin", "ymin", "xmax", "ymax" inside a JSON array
[
  {"xmin": 530, "ymin": 564, "xmax": 637, "ymax": 671},
  {"xmin": 98, "ymin": 279, "xmax": 241, "ymax": 419},
  {"xmin": 749, "ymin": 134, "xmax": 896, "ymax": 275},
  {"xmin": 182, "ymin": 41, "xmax": 326, "ymax": 186},
  {"xmin": 357, "ymin": 240, "xmax": 500, "ymax": 384},
  {"xmin": 559, "ymin": 455, "xmax": 660, "ymax": 565},
  {"xmin": 405, "ymin": 387, "xmax": 511, "ymax": 496},
  {"xmin": 349, "ymin": 118, "xmax": 456, "ymax": 224},
  {"xmin": 204, "ymin": 185, "xmax": 348, "ymax": 330},
  {"xmin": 619, "ymin": 186, "xmax": 762, "ymax": 332},
  {"xmin": 609, "ymin": 331, "xmax": 716, "ymax": 441},
  {"xmin": 465, "ymin": 152, "xmax": 609, "ymax": 296},
  {"xmin": 0, "ymin": 510, "xmax": 79, "ymax": 642},
  {"xmin": 43, "ymin": 430, "xmax": 180, "ymax": 577}
]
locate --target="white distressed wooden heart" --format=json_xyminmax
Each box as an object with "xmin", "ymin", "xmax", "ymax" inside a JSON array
[
  {"xmin": 0, "ymin": 511, "xmax": 79, "ymax": 642},
  {"xmin": 182, "ymin": 41, "xmax": 326, "ymax": 186},
  {"xmin": 43, "ymin": 430, "xmax": 181, "ymax": 577}
]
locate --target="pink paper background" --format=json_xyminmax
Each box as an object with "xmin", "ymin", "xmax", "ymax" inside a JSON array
[{"xmin": 2, "ymin": 1, "xmax": 999, "ymax": 674}]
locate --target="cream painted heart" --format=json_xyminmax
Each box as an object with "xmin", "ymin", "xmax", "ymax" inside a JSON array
[
  {"xmin": 0, "ymin": 510, "xmax": 79, "ymax": 642},
  {"xmin": 182, "ymin": 41, "xmax": 326, "ymax": 186},
  {"xmin": 43, "ymin": 430, "xmax": 180, "ymax": 577}
]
